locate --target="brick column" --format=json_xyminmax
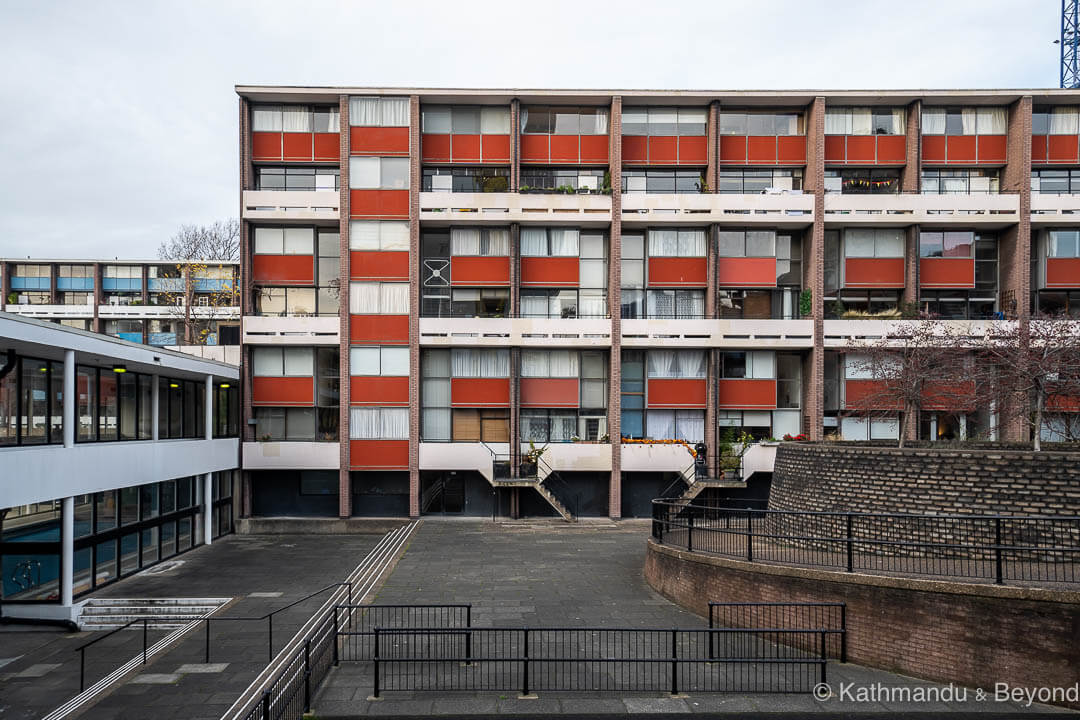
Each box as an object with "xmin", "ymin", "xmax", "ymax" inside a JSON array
[
  {"xmin": 510, "ymin": 98, "xmax": 521, "ymax": 192},
  {"xmin": 408, "ymin": 95, "xmax": 422, "ymax": 519},
  {"xmin": 92, "ymin": 262, "xmax": 102, "ymax": 333},
  {"xmin": 903, "ymin": 224, "xmax": 919, "ymax": 306},
  {"xmin": 338, "ymin": 93, "xmax": 352, "ymax": 518},
  {"xmin": 706, "ymin": 100, "xmax": 720, "ymax": 194},
  {"xmin": 510, "ymin": 222, "xmax": 521, "ymax": 478},
  {"xmin": 705, "ymin": 224, "xmax": 718, "ymax": 478},
  {"xmin": 803, "ymin": 97, "xmax": 826, "ymax": 440},
  {"xmin": 901, "ymin": 100, "xmax": 921, "ymax": 193},
  {"xmin": 1, "ymin": 262, "xmax": 9, "ymax": 309},
  {"xmin": 238, "ymin": 96, "xmax": 255, "ymax": 516},
  {"xmin": 49, "ymin": 263, "xmax": 59, "ymax": 304},
  {"xmin": 141, "ymin": 265, "xmax": 150, "ymax": 306},
  {"xmin": 608, "ymin": 96, "xmax": 623, "ymax": 518}
]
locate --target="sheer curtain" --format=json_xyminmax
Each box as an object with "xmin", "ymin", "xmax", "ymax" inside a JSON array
[
  {"xmin": 349, "ymin": 407, "xmax": 379, "ymax": 438},
  {"xmin": 481, "ymin": 107, "xmax": 510, "ymax": 134},
  {"xmin": 521, "ymin": 350, "xmax": 548, "ymax": 377},
  {"xmin": 550, "ymin": 412, "xmax": 577, "ymax": 442},
  {"xmin": 381, "ymin": 408, "xmax": 409, "ymax": 439},
  {"xmin": 483, "ymin": 349, "xmax": 509, "ymax": 377},
  {"xmin": 647, "ymin": 351, "xmax": 677, "ymax": 378},
  {"xmin": 521, "ymin": 228, "xmax": 548, "ymax": 256},
  {"xmin": 593, "ymin": 109, "xmax": 609, "ymax": 135},
  {"xmin": 824, "ymin": 109, "xmax": 849, "ymax": 135},
  {"xmin": 676, "ymin": 410, "xmax": 705, "ymax": 443},
  {"xmin": 520, "ymin": 294, "xmax": 549, "ymax": 318},
  {"xmin": 978, "ymin": 108, "xmax": 1007, "ymax": 134},
  {"xmin": 678, "ymin": 230, "xmax": 706, "ymax": 256},
  {"xmin": 380, "ymin": 283, "xmax": 409, "ymax": 314},
  {"xmin": 548, "ymin": 351, "xmax": 579, "ymax": 377},
  {"xmin": 677, "ymin": 351, "xmax": 707, "ymax": 379},
  {"xmin": 350, "ymin": 97, "xmax": 380, "ymax": 126},
  {"xmin": 520, "ymin": 412, "xmax": 548, "ymax": 442},
  {"xmin": 647, "ymin": 290, "xmax": 674, "ymax": 319},
  {"xmin": 350, "ymin": 282, "xmax": 378, "ymax": 314},
  {"xmin": 1050, "ymin": 107, "xmax": 1079, "ymax": 135},
  {"xmin": 253, "ymin": 106, "xmax": 282, "ymax": 132},
  {"xmin": 851, "ymin": 108, "xmax": 872, "ymax": 136},
  {"xmin": 349, "ymin": 221, "xmax": 379, "ymax": 250},
  {"xmin": 550, "ymin": 229, "xmax": 579, "ymax": 256},
  {"xmin": 451, "ymin": 228, "xmax": 480, "ymax": 255},
  {"xmin": 648, "ymin": 229, "xmax": 678, "ymax": 257},
  {"xmin": 485, "ymin": 228, "xmax": 510, "ymax": 255},
  {"xmin": 423, "ymin": 350, "xmax": 451, "ymax": 378},
  {"xmin": 381, "ymin": 98, "xmax": 409, "ymax": 127},
  {"xmin": 961, "ymin": 109, "xmax": 978, "ymax": 135},
  {"xmin": 452, "ymin": 349, "xmax": 480, "ymax": 377},
  {"xmin": 579, "ymin": 289, "xmax": 607, "ymax": 318},
  {"xmin": 647, "ymin": 411, "xmax": 675, "ymax": 440},
  {"xmin": 422, "ymin": 408, "xmax": 451, "ymax": 441},
  {"xmin": 422, "ymin": 379, "xmax": 450, "ymax": 407},
  {"xmin": 922, "ymin": 109, "xmax": 945, "ymax": 134},
  {"xmin": 282, "ymin": 106, "xmax": 311, "ymax": 132}
]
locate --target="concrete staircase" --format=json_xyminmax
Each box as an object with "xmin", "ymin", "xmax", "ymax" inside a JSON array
[
  {"xmin": 491, "ymin": 479, "xmax": 574, "ymax": 521},
  {"xmin": 676, "ymin": 474, "xmax": 746, "ymax": 504},
  {"xmin": 78, "ymin": 597, "xmax": 230, "ymax": 631}
]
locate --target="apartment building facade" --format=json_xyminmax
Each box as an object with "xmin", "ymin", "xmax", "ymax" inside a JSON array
[
  {"xmin": 236, "ymin": 86, "xmax": 1080, "ymax": 520},
  {"xmin": 0, "ymin": 259, "xmax": 240, "ymax": 362}
]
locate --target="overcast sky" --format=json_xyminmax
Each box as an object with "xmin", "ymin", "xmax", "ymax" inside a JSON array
[{"xmin": 0, "ymin": 0, "xmax": 1064, "ymax": 259}]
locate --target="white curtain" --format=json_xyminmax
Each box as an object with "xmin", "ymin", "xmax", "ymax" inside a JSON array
[
  {"xmin": 1050, "ymin": 107, "xmax": 1079, "ymax": 135},
  {"xmin": 484, "ymin": 228, "xmax": 510, "ymax": 255},
  {"xmin": 484, "ymin": 349, "xmax": 509, "ymax": 377},
  {"xmin": 423, "ymin": 350, "xmax": 451, "ymax": 378},
  {"xmin": 890, "ymin": 108, "xmax": 906, "ymax": 134},
  {"xmin": 961, "ymin": 108, "xmax": 977, "ymax": 135},
  {"xmin": 520, "ymin": 294, "xmax": 549, "ymax": 317},
  {"xmin": 451, "ymin": 228, "xmax": 481, "ymax": 255},
  {"xmin": 678, "ymin": 230, "xmax": 706, "ymax": 257},
  {"xmin": 593, "ymin": 109, "xmax": 609, "ymax": 135},
  {"xmin": 381, "ymin": 98, "xmax": 409, "ymax": 127},
  {"xmin": 579, "ymin": 259, "xmax": 607, "ymax": 289},
  {"xmin": 520, "ymin": 412, "xmax": 548, "ymax": 442},
  {"xmin": 977, "ymin": 107, "xmax": 1007, "ymax": 134},
  {"xmin": 579, "ymin": 289, "xmax": 607, "ymax": 317},
  {"xmin": 381, "ymin": 408, "xmax": 409, "ymax": 439},
  {"xmin": 349, "ymin": 282, "xmax": 378, "ymax": 314},
  {"xmin": 922, "ymin": 109, "xmax": 945, "ymax": 134},
  {"xmin": 381, "ymin": 222, "xmax": 410, "ymax": 250},
  {"xmin": 824, "ymin": 109, "xmax": 850, "ymax": 135},
  {"xmin": 252, "ymin": 105, "xmax": 282, "ymax": 132},
  {"xmin": 451, "ymin": 349, "xmax": 507, "ymax": 377},
  {"xmin": 282, "ymin": 106, "xmax": 311, "ymax": 132},
  {"xmin": 422, "ymin": 408, "xmax": 451, "ymax": 441},
  {"xmin": 549, "ymin": 351, "xmax": 579, "ymax": 377},
  {"xmin": 845, "ymin": 229, "xmax": 876, "ymax": 258},
  {"xmin": 874, "ymin": 229, "xmax": 905, "ymax": 258},
  {"xmin": 676, "ymin": 410, "xmax": 705, "ymax": 443},
  {"xmin": 422, "ymin": 379, "xmax": 450, "ymax": 407},
  {"xmin": 647, "ymin": 350, "xmax": 677, "ymax": 378},
  {"xmin": 521, "ymin": 228, "xmax": 547, "ymax": 256},
  {"xmin": 349, "ymin": 157, "xmax": 379, "ymax": 189},
  {"xmin": 521, "ymin": 350, "xmax": 548, "ymax": 377},
  {"xmin": 648, "ymin": 229, "xmax": 678, "ymax": 257},
  {"xmin": 851, "ymin": 107, "xmax": 872, "ymax": 136},
  {"xmin": 550, "ymin": 228, "xmax": 579, "ymax": 256},
  {"xmin": 380, "ymin": 283, "xmax": 409, "ymax": 314},
  {"xmin": 481, "ymin": 107, "xmax": 510, "ymax": 134},
  {"xmin": 350, "ymin": 407, "xmax": 380, "ymax": 439},
  {"xmin": 677, "ymin": 351, "xmax": 706, "ymax": 379},
  {"xmin": 676, "ymin": 290, "xmax": 704, "ymax": 319},
  {"xmin": 350, "ymin": 97, "xmax": 380, "ymax": 126},
  {"xmin": 550, "ymin": 413, "xmax": 577, "ymax": 442},
  {"xmin": 647, "ymin": 411, "xmax": 675, "ymax": 440}
]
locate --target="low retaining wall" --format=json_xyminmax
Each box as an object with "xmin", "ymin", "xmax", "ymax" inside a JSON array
[
  {"xmin": 645, "ymin": 540, "xmax": 1080, "ymax": 708},
  {"xmin": 771, "ymin": 443, "xmax": 1080, "ymax": 516},
  {"xmin": 237, "ymin": 517, "xmax": 409, "ymax": 535}
]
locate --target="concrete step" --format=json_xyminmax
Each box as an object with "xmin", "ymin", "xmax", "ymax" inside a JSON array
[
  {"xmin": 83, "ymin": 598, "xmax": 229, "ymax": 607},
  {"xmin": 78, "ymin": 597, "xmax": 229, "ymax": 630}
]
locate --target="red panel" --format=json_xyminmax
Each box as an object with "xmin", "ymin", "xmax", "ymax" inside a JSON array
[
  {"xmin": 1047, "ymin": 135, "xmax": 1080, "ymax": 164},
  {"xmin": 621, "ymin": 136, "xmax": 648, "ymax": 164},
  {"xmin": 718, "ymin": 136, "xmax": 747, "ymax": 164},
  {"xmin": 521, "ymin": 135, "xmax": 549, "ymax": 163},
  {"xmin": 251, "ymin": 132, "xmax": 282, "ymax": 161},
  {"xmin": 716, "ymin": 257, "xmax": 777, "ymax": 288},
  {"xmin": 678, "ymin": 136, "xmax": 708, "ymax": 165},
  {"xmin": 520, "ymin": 378, "xmax": 579, "ymax": 408},
  {"xmin": 349, "ymin": 127, "xmax": 409, "ymax": 156},
  {"xmin": 314, "ymin": 133, "xmax": 340, "ymax": 161},
  {"xmin": 746, "ymin": 136, "xmax": 778, "ymax": 164},
  {"xmin": 976, "ymin": 135, "xmax": 1007, "ymax": 164},
  {"xmin": 823, "ymin": 136, "xmax": 845, "ymax": 163},
  {"xmin": 777, "ymin": 136, "xmax": 807, "ymax": 165},
  {"xmin": 845, "ymin": 136, "xmax": 876, "ymax": 164},
  {"xmin": 1047, "ymin": 394, "xmax": 1080, "ymax": 412},
  {"xmin": 579, "ymin": 135, "xmax": 609, "ymax": 164},
  {"xmin": 549, "ymin": 135, "xmax": 579, "ymax": 163},
  {"xmin": 922, "ymin": 380, "xmax": 976, "ymax": 412},
  {"xmin": 349, "ymin": 315, "xmax": 409, "ymax": 344},
  {"xmin": 350, "ymin": 440, "xmax": 408, "ymax": 470},
  {"xmin": 843, "ymin": 258, "xmax": 905, "ymax": 289},
  {"xmin": 919, "ymin": 258, "xmax": 974, "ymax": 289},
  {"xmin": 716, "ymin": 379, "xmax": 776, "ymax": 410},
  {"xmin": 451, "ymin": 134, "xmax": 481, "ymax": 162},
  {"xmin": 946, "ymin": 135, "xmax": 976, "ymax": 163},
  {"xmin": 647, "ymin": 136, "xmax": 678, "ymax": 165},
  {"xmin": 451, "ymin": 378, "xmax": 510, "ymax": 407},
  {"xmin": 922, "ymin": 135, "xmax": 946, "ymax": 164},
  {"xmin": 647, "ymin": 257, "xmax": 707, "ymax": 286},
  {"xmin": 451, "ymin": 256, "xmax": 510, "ymax": 286},
  {"xmin": 251, "ymin": 377, "xmax": 313, "ymax": 407},
  {"xmin": 845, "ymin": 379, "xmax": 900, "ymax": 411},
  {"xmin": 1045, "ymin": 257, "xmax": 1080, "ymax": 288},
  {"xmin": 282, "ymin": 132, "xmax": 313, "ymax": 161},
  {"xmin": 350, "ymin": 376, "xmax": 409, "ymax": 406},
  {"xmin": 421, "ymin": 133, "xmax": 451, "ymax": 162},
  {"xmin": 349, "ymin": 190, "xmax": 409, "ymax": 219},
  {"xmin": 647, "ymin": 379, "xmax": 706, "ymax": 409},
  {"xmin": 520, "ymin": 257, "xmax": 579, "ymax": 287},
  {"xmin": 876, "ymin": 135, "xmax": 907, "ymax": 164},
  {"xmin": 252, "ymin": 255, "xmax": 314, "ymax": 285},
  {"xmin": 350, "ymin": 251, "xmax": 410, "ymax": 281},
  {"xmin": 1031, "ymin": 135, "xmax": 1048, "ymax": 164},
  {"xmin": 482, "ymin": 134, "xmax": 511, "ymax": 162}
]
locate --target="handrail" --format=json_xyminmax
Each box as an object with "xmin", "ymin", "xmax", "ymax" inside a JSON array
[
  {"xmin": 75, "ymin": 618, "xmax": 148, "ymax": 692},
  {"xmin": 654, "ymin": 501, "xmax": 1080, "ymax": 522}
]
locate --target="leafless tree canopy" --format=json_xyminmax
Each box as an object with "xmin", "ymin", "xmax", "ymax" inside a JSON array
[{"xmin": 158, "ymin": 219, "xmax": 240, "ymax": 262}]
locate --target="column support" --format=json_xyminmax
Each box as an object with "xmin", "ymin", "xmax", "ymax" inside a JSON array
[
  {"xmin": 204, "ymin": 473, "xmax": 214, "ymax": 546},
  {"xmin": 204, "ymin": 375, "xmax": 213, "ymax": 440},
  {"xmin": 151, "ymin": 374, "xmax": 160, "ymax": 441},
  {"xmin": 63, "ymin": 350, "xmax": 75, "ymax": 448},
  {"xmin": 61, "ymin": 496, "xmax": 74, "ymax": 607}
]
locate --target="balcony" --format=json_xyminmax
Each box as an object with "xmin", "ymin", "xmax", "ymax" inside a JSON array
[
  {"xmin": 824, "ymin": 193, "xmax": 1019, "ymax": 227},
  {"xmin": 1031, "ymin": 193, "xmax": 1080, "ymax": 225},
  {"xmin": 243, "ymin": 315, "xmax": 340, "ymax": 345},
  {"xmin": 418, "ymin": 442, "xmax": 509, "ymax": 483},
  {"xmin": 621, "ymin": 443, "xmax": 694, "ymax": 474},
  {"xmin": 243, "ymin": 441, "xmax": 340, "ymax": 471},
  {"xmin": 621, "ymin": 319, "xmax": 813, "ymax": 348},
  {"xmin": 537, "ymin": 443, "xmax": 612, "ymax": 476},
  {"xmin": 621, "ymin": 193, "xmax": 814, "ymax": 227},
  {"xmin": 418, "ymin": 317, "xmax": 613, "ymax": 347},
  {"xmin": 419, "ymin": 192, "xmax": 611, "ymax": 225},
  {"xmin": 823, "ymin": 319, "xmax": 1005, "ymax": 347},
  {"xmin": 242, "ymin": 190, "xmax": 340, "ymax": 222},
  {"xmin": 98, "ymin": 305, "xmax": 241, "ymax": 319},
  {"xmin": 2, "ymin": 303, "xmax": 93, "ymax": 318}
]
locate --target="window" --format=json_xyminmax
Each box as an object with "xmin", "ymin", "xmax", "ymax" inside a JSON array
[
  {"xmin": 643, "ymin": 289, "xmax": 705, "ymax": 319},
  {"xmin": 450, "ymin": 348, "xmax": 510, "ymax": 378},
  {"xmin": 256, "ymin": 166, "xmax": 340, "ymax": 191},
  {"xmin": 252, "ymin": 104, "xmax": 339, "ymax": 132},
  {"xmin": 520, "ymin": 227, "xmax": 579, "ymax": 257},
  {"xmin": 450, "ymin": 228, "xmax": 510, "ymax": 256},
  {"xmin": 1036, "ymin": 290, "xmax": 1080, "ymax": 317},
  {"xmin": 716, "ymin": 168, "xmax": 803, "ymax": 194},
  {"xmin": 348, "ymin": 96, "xmax": 409, "ymax": 127},
  {"xmin": 843, "ymin": 229, "xmax": 905, "ymax": 258},
  {"xmin": 646, "ymin": 350, "xmax": 706, "ymax": 379},
  {"xmin": 824, "ymin": 107, "xmax": 905, "ymax": 135},
  {"xmin": 520, "ymin": 106, "xmax": 609, "ymax": 135},
  {"xmin": 446, "ymin": 288, "xmax": 508, "ymax": 318},
  {"xmin": 621, "ymin": 107, "xmax": 707, "ymax": 136},
  {"xmin": 1033, "ymin": 106, "xmax": 1080, "ymax": 135},
  {"xmin": 348, "ymin": 157, "xmax": 410, "ymax": 190},
  {"xmin": 919, "ymin": 231, "xmax": 974, "ymax": 258},
  {"xmin": 824, "ymin": 169, "xmax": 900, "ymax": 194},
  {"xmin": 349, "ymin": 407, "xmax": 408, "ymax": 439},
  {"xmin": 519, "ymin": 167, "xmax": 607, "ymax": 193},
  {"xmin": 349, "ymin": 221, "xmax": 410, "ymax": 251},
  {"xmin": 921, "ymin": 168, "xmax": 999, "ymax": 194},
  {"xmin": 348, "ymin": 282, "xmax": 409, "ymax": 314},
  {"xmin": 1048, "ymin": 229, "xmax": 1080, "ymax": 258},
  {"xmin": 421, "ymin": 106, "xmax": 510, "ymax": 134},
  {"xmin": 645, "ymin": 410, "xmax": 705, "ymax": 443},
  {"xmin": 717, "ymin": 230, "xmax": 776, "ymax": 258},
  {"xmin": 718, "ymin": 111, "xmax": 804, "ymax": 136},
  {"xmin": 251, "ymin": 347, "xmax": 314, "ymax": 376},
  {"xmin": 622, "ymin": 169, "xmax": 705, "ymax": 194},
  {"xmin": 253, "ymin": 227, "xmax": 314, "ymax": 255},
  {"xmin": 422, "ymin": 166, "xmax": 509, "ymax": 193},
  {"xmin": 719, "ymin": 351, "xmax": 775, "ymax": 379},
  {"xmin": 350, "ymin": 347, "xmax": 410, "ymax": 376},
  {"xmin": 921, "ymin": 107, "xmax": 1006, "ymax": 135},
  {"xmin": 521, "ymin": 350, "xmax": 580, "ymax": 378},
  {"xmin": 1032, "ymin": 169, "xmax": 1080, "ymax": 194},
  {"xmin": 316, "ymin": 229, "xmax": 340, "ymax": 316},
  {"xmin": 521, "ymin": 409, "xmax": 586, "ymax": 443},
  {"xmin": 254, "ymin": 407, "xmax": 317, "ymax": 441},
  {"xmin": 647, "ymin": 229, "xmax": 706, "ymax": 257},
  {"xmin": 520, "ymin": 289, "xmax": 608, "ymax": 318}
]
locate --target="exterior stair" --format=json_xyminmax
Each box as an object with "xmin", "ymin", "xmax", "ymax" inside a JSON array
[
  {"xmin": 78, "ymin": 597, "xmax": 230, "ymax": 631},
  {"xmin": 676, "ymin": 473, "xmax": 746, "ymax": 504}
]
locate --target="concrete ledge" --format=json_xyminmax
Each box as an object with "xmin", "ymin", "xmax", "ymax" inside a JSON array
[{"xmin": 237, "ymin": 517, "xmax": 410, "ymax": 535}]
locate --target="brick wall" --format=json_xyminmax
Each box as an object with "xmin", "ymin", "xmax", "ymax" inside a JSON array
[
  {"xmin": 645, "ymin": 542, "xmax": 1080, "ymax": 708},
  {"xmin": 770, "ymin": 442, "xmax": 1080, "ymax": 516}
]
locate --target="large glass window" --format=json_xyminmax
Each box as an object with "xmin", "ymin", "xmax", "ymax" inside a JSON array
[
  {"xmin": 350, "ymin": 347, "xmax": 410, "ymax": 376},
  {"xmin": 349, "ymin": 407, "xmax": 408, "ymax": 439},
  {"xmin": 621, "ymin": 107, "xmax": 707, "ymax": 136},
  {"xmin": 921, "ymin": 107, "xmax": 1007, "ymax": 135},
  {"xmin": 718, "ymin": 111, "xmax": 804, "ymax": 136},
  {"xmin": 251, "ymin": 347, "xmax": 315, "ymax": 376},
  {"xmin": 253, "ymin": 104, "xmax": 339, "ymax": 132},
  {"xmin": 421, "ymin": 166, "xmax": 509, "ymax": 193},
  {"xmin": 647, "ymin": 229, "xmax": 706, "ymax": 257},
  {"xmin": 349, "ymin": 221, "xmax": 410, "ymax": 251},
  {"xmin": 716, "ymin": 168, "xmax": 803, "ymax": 193},
  {"xmin": 1047, "ymin": 229, "xmax": 1080, "ymax": 258},
  {"xmin": 348, "ymin": 282, "xmax": 409, "ymax": 314},
  {"xmin": 919, "ymin": 230, "xmax": 974, "ymax": 258},
  {"xmin": 253, "ymin": 226, "xmax": 315, "ymax": 255},
  {"xmin": 348, "ymin": 96, "xmax": 408, "ymax": 127},
  {"xmin": 824, "ymin": 169, "xmax": 900, "ymax": 194},
  {"xmin": 843, "ymin": 229, "xmax": 905, "ymax": 258},
  {"xmin": 422, "ymin": 106, "xmax": 510, "ymax": 134},
  {"xmin": 349, "ymin": 157, "xmax": 410, "ymax": 190},
  {"xmin": 824, "ymin": 107, "xmax": 905, "ymax": 135},
  {"xmin": 1032, "ymin": 169, "xmax": 1080, "ymax": 194},
  {"xmin": 921, "ymin": 168, "xmax": 1000, "ymax": 194},
  {"xmin": 520, "ymin": 106, "xmax": 609, "ymax": 135},
  {"xmin": 256, "ymin": 166, "xmax": 339, "ymax": 191},
  {"xmin": 622, "ymin": 169, "xmax": 705, "ymax": 194},
  {"xmin": 520, "ymin": 168, "xmax": 608, "ymax": 194}
]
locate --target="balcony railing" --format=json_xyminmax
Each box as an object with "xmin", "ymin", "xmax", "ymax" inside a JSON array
[
  {"xmin": 242, "ymin": 190, "xmax": 340, "ymax": 221},
  {"xmin": 621, "ymin": 319, "xmax": 814, "ymax": 348},
  {"xmin": 243, "ymin": 315, "xmax": 340, "ymax": 344},
  {"xmin": 621, "ymin": 192, "xmax": 814, "ymax": 225},
  {"xmin": 824, "ymin": 191, "xmax": 1019, "ymax": 224},
  {"xmin": 418, "ymin": 192, "xmax": 611, "ymax": 223},
  {"xmin": 418, "ymin": 317, "xmax": 612, "ymax": 347}
]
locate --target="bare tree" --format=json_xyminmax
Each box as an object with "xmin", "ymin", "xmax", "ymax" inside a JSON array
[
  {"xmin": 157, "ymin": 219, "xmax": 240, "ymax": 263},
  {"xmin": 844, "ymin": 321, "xmax": 979, "ymax": 448},
  {"xmin": 975, "ymin": 315, "xmax": 1080, "ymax": 451},
  {"xmin": 155, "ymin": 220, "xmax": 240, "ymax": 345}
]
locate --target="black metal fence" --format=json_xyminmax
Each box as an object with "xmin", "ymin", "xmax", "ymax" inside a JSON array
[
  {"xmin": 653, "ymin": 500, "xmax": 1080, "ymax": 585},
  {"xmin": 708, "ymin": 602, "xmax": 846, "ymax": 663},
  {"xmin": 370, "ymin": 626, "xmax": 828, "ymax": 697},
  {"xmin": 336, "ymin": 604, "xmax": 472, "ymax": 661}
]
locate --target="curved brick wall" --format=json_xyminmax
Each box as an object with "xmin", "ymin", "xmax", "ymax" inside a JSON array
[{"xmin": 770, "ymin": 442, "xmax": 1080, "ymax": 516}]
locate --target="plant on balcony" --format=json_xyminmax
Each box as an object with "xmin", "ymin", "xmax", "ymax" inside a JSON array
[
  {"xmin": 782, "ymin": 433, "xmax": 808, "ymax": 442},
  {"xmin": 696, "ymin": 176, "xmax": 709, "ymax": 193},
  {"xmin": 258, "ymin": 433, "xmax": 272, "ymax": 442},
  {"xmin": 519, "ymin": 184, "xmax": 532, "ymax": 193},
  {"xmin": 798, "ymin": 290, "xmax": 812, "ymax": 318},
  {"xmin": 828, "ymin": 299, "xmax": 846, "ymax": 318},
  {"xmin": 6, "ymin": 293, "xmax": 16, "ymax": 304},
  {"xmin": 602, "ymin": 171, "xmax": 612, "ymax": 194},
  {"xmin": 520, "ymin": 441, "xmax": 547, "ymax": 477},
  {"xmin": 599, "ymin": 433, "xmax": 610, "ymax": 443},
  {"xmin": 556, "ymin": 184, "xmax": 577, "ymax": 194},
  {"xmin": 841, "ymin": 308, "xmax": 902, "ymax": 319},
  {"xmin": 480, "ymin": 176, "xmax": 509, "ymax": 193}
]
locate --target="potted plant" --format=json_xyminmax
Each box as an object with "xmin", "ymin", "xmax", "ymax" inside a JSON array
[
  {"xmin": 602, "ymin": 171, "xmax": 612, "ymax": 194},
  {"xmin": 798, "ymin": 289, "xmax": 812, "ymax": 318},
  {"xmin": 520, "ymin": 441, "xmax": 546, "ymax": 478},
  {"xmin": 6, "ymin": 292, "xmax": 17, "ymax": 304}
]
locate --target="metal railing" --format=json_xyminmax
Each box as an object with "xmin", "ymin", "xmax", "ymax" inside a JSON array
[
  {"xmin": 370, "ymin": 626, "xmax": 827, "ymax": 697},
  {"xmin": 74, "ymin": 618, "xmax": 149, "ymax": 692},
  {"xmin": 708, "ymin": 602, "xmax": 846, "ymax": 663},
  {"xmin": 653, "ymin": 501, "xmax": 1080, "ymax": 585},
  {"xmin": 336, "ymin": 603, "xmax": 472, "ymax": 661}
]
